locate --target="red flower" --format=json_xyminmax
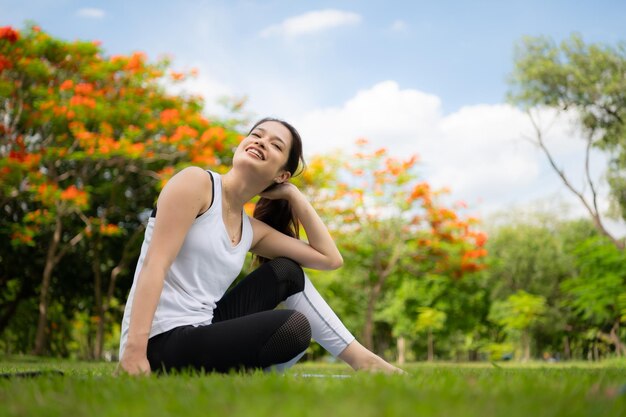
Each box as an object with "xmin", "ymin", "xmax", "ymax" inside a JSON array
[
  {"xmin": 0, "ymin": 26, "xmax": 20, "ymax": 43},
  {"xmin": 0, "ymin": 55, "xmax": 12, "ymax": 71}
]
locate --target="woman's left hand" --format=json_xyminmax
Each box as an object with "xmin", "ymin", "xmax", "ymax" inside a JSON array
[{"xmin": 259, "ymin": 182, "xmax": 299, "ymax": 201}]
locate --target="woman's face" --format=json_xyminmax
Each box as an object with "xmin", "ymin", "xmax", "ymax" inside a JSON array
[{"xmin": 233, "ymin": 121, "xmax": 294, "ymax": 183}]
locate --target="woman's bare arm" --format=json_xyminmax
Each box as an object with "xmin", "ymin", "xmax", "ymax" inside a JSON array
[
  {"xmin": 250, "ymin": 183, "xmax": 343, "ymax": 270},
  {"xmin": 118, "ymin": 167, "xmax": 212, "ymax": 375}
]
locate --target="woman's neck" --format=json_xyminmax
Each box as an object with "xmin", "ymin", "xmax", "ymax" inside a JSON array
[{"xmin": 221, "ymin": 169, "xmax": 266, "ymax": 210}]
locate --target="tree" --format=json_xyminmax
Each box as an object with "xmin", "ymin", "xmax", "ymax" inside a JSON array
[
  {"xmin": 0, "ymin": 24, "xmax": 242, "ymax": 356},
  {"xmin": 561, "ymin": 236, "xmax": 626, "ymax": 358},
  {"xmin": 508, "ymin": 34, "xmax": 626, "ymax": 250},
  {"xmin": 414, "ymin": 307, "xmax": 446, "ymax": 361},
  {"xmin": 483, "ymin": 210, "xmax": 604, "ymax": 360},
  {"xmin": 489, "ymin": 290, "xmax": 547, "ymax": 361},
  {"xmin": 307, "ymin": 140, "xmax": 488, "ymax": 352}
]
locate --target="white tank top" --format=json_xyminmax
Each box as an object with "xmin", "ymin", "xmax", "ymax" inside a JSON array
[{"xmin": 119, "ymin": 171, "xmax": 253, "ymax": 357}]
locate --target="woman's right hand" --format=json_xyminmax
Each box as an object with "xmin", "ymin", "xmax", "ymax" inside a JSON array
[{"xmin": 117, "ymin": 349, "xmax": 152, "ymax": 376}]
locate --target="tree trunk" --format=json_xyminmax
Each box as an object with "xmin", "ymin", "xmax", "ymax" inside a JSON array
[
  {"xmin": 427, "ymin": 330, "xmax": 434, "ymax": 361},
  {"xmin": 362, "ymin": 283, "xmax": 380, "ymax": 350},
  {"xmin": 397, "ymin": 336, "xmax": 406, "ymax": 365},
  {"xmin": 522, "ymin": 330, "xmax": 530, "ymax": 362},
  {"xmin": 33, "ymin": 216, "xmax": 62, "ymax": 355},
  {"xmin": 610, "ymin": 320, "xmax": 625, "ymax": 357},
  {"xmin": 563, "ymin": 334, "xmax": 571, "ymax": 360}
]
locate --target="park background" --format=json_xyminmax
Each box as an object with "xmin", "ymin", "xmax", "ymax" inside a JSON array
[{"xmin": 1, "ymin": 0, "xmax": 626, "ymax": 366}]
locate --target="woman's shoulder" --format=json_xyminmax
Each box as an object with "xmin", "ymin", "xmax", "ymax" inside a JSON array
[
  {"xmin": 156, "ymin": 167, "xmax": 215, "ymax": 217},
  {"xmin": 173, "ymin": 166, "xmax": 215, "ymax": 185},
  {"xmin": 163, "ymin": 166, "xmax": 214, "ymax": 200}
]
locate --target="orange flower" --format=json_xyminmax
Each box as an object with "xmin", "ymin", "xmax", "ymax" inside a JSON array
[
  {"xmin": 159, "ymin": 108, "xmax": 179, "ymax": 124},
  {"xmin": 402, "ymin": 155, "xmax": 418, "ymax": 169},
  {"xmin": 170, "ymin": 71, "xmax": 185, "ymax": 81},
  {"xmin": 11, "ymin": 231, "xmax": 33, "ymax": 245},
  {"xmin": 462, "ymin": 248, "xmax": 488, "ymax": 260},
  {"xmin": 409, "ymin": 183, "xmax": 430, "ymax": 201},
  {"xmin": 129, "ymin": 142, "xmax": 145, "ymax": 155},
  {"xmin": 438, "ymin": 208, "xmax": 457, "ymax": 221},
  {"xmin": 53, "ymin": 105, "xmax": 67, "ymax": 116},
  {"xmin": 202, "ymin": 126, "xmax": 226, "ymax": 142},
  {"xmin": 355, "ymin": 138, "xmax": 369, "ymax": 146},
  {"xmin": 99, "ymin": 223, "xmax": 121, "ymax": 236},
  {"xmin": 474, "ymin": 232, "xmax": 488, "ymax": 247},
  {"xmin": 125, "ymin": 52, "xmax": 146, "ymax": 72},
  {"xmin": 59, "ymin": 80, "xmax": 74, "ymax": 91},
  {"xmin": 170, "ymin": 125, "xmax": 198, "ymax": 143},
  {"xmin": 69, "ymin": 95, "xmax": 96, "ymax": 109},
  {"xmin": 60, "ymin": 185, "xmax": 88, "ymax": 207},
  {"xmin": 35, "ymin": 182, "xmax": 59, "ymax": 205},
  {"xmin": 74, "ymin": 83, "xmax": 94, "ymax": 95}
]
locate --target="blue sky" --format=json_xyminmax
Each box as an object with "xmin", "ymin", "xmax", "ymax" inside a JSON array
[
  {"xmin": 3, "ymin": 1, "xmax": 624, "ymax": 114},
  {"xmin": 2, "ymin": 0, "xmax": 626, "ymax": 233}
]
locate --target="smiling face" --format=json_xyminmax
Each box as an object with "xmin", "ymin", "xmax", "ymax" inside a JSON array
[{"xmin": 233, "ymin": 120, "xmax": 294, "ymax": 185}]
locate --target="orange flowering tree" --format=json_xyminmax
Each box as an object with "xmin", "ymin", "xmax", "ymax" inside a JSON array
[
  {"xmin": 303, "ymin": 139, "xmax": 488, "ymax": 354},
  {"xmin": 0, "ymin": 24, "xmax": 242, "ymax": 356}
]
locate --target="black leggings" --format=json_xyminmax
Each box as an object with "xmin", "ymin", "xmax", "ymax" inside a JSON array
[{"xmin": 147, "ymin": 258, "xmax": 312, "ymax": 373}]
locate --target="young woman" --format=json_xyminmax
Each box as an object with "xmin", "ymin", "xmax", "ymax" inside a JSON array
[{"xmin": 118, "ymin": 117, "xmax": 402, "ymax": 375}]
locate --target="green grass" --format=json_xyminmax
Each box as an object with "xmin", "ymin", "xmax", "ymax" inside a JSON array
[{"xmin": 1, "ymin": 357, "xmax": 626, "ymax": 417}]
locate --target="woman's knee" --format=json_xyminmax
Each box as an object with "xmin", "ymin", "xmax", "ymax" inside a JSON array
[
  {"xmin": 286, "ymin": 310, "xmax": 312, "ymax": 353},
  {"xmin": 267, "ymin": 257, "xmax": 305, "ymax": 298},
  {"xmin": 259, "ymin": 310, "xmax": 311, "ymax": 367}
]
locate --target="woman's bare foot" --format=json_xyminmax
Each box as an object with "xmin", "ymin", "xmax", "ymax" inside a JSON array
[{"xmin": 338, "ymin": 340, "xmax": 406, "ymax": 374}]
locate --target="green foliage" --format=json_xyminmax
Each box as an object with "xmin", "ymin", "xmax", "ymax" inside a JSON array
[
  {"xmin": 415, "ymin": 307, "xmax": 447, "ymax": 334},
  {"xmin": 508, "ymin": 34, "xmax": 626, "ymax": 222},
  {"xmin": 489, "ymin": 290, "xmax": 547, "ymax": 332},
  {"xmin": 561, "ymin": 236, "xmax": 626, "ymax": 325}
]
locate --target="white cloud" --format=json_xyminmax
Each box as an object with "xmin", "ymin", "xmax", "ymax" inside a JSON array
[
  {"xmin": 293, "ymin": 80, "xmax": 626, "ymax": 236},
  {"xmin": 390, "ymin": 19, "xmax": 408, "ymax": 32},
  {"xmin": 76, "ymin": 8, "xmax": 106, "ymax": 19},
  {"xmin": 296, "ymin": 80, "xmax": 441, "ymax": 156},
  {"xmin": 260, "ymin": 9, "xmax": 361, "ymax": 38}
]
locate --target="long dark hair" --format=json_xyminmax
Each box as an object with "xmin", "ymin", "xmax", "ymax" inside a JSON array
[{"xmin": 251, "ymin": 117, "xmax": 306, "ymax": 264}]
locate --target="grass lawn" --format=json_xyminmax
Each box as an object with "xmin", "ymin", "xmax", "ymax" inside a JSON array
[{"xmin": 1, "ymin": 357, "xmax": 625, "ymax": 417}]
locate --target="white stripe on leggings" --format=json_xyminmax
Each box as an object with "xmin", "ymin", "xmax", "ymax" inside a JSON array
[{"xmin": 283, "ymin": 272, "xmax": 355, "ymax": 358}]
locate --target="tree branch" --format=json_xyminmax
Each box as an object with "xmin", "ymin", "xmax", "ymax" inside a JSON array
[
  {"xmin": 527, "ymin": 110, "xmax": 623, "ymax": 249},
  {"xmin": 527, "ymin": 110, "xmax": 597, "ymax": 217},
  {"xmin": 584, "ymin": 129, "xmax": 601, "ymax": 220}
]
